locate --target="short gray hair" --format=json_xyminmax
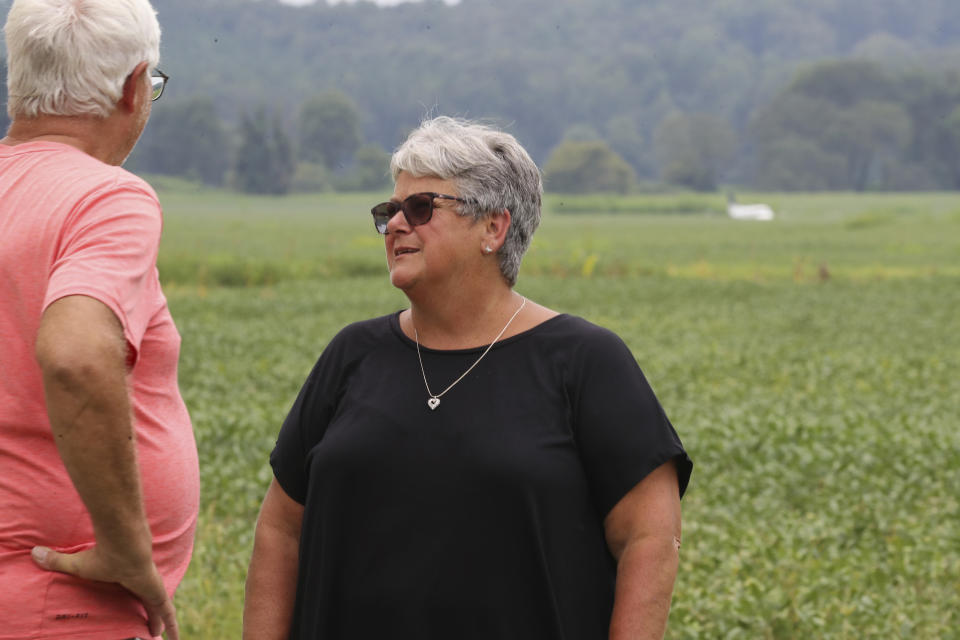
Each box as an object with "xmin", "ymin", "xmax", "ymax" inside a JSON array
[
  {"xmin": 391, "ymin": 116, "xmax": 543, "ymax": 286},
  {"xmin": 5, "ymin": 0, "xmax": 161, "ymax": 119}
]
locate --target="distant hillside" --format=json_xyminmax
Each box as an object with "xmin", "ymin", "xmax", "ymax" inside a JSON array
[{"xmin": 3, "ymin": 0, "xmax": 960, "ymax": 185}]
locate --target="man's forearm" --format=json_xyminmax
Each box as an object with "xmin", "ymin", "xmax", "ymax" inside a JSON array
[
  {"xmin": 38, "ymin": 318, "xmax": 152, "ymax": 559},
  {"xmin": 609, "ymin": 536, "xmax": 680, "ymax": 640},
  {"xmin": 35, "ymin": 295, "xmax": 179, "ymax": 638}
]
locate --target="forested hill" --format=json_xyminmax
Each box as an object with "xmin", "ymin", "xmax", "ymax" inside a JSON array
[
  {"xmin": 2, "ymin": 0, "xmax": 960, "ymax": 190},
  {"xmin": 162, "ymin": 0, "xmax": 959, "ymax": 151}
]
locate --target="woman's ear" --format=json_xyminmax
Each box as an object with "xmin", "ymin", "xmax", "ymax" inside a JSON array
[{"xmin": 482, "ymin": 208, "xmax": 511, "ymax": 253}]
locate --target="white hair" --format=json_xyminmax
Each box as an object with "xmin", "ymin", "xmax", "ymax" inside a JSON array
[
  {"xmin": 391, "ymin": 116, "xmax": 543, "ymax": 286},
  {"xmin": 4, "ymin": 0, "xmax": 160, "ymax": 119}
]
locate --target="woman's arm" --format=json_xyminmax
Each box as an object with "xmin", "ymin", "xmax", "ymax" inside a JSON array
[
  {"xmin": 243, "ymin": 478, "xmax": 304, "ymax": 640},
  {"xmin": 604, "ymin": 459, "xmax": 682, "ymax": 640}
]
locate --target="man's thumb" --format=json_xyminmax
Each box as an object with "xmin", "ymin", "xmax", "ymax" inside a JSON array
[
  {"xmin": 31, "ymin": 546, "xmax": 68, "ymax": 573},
  {"xmin": 31, "ymin": 546, "xmax": 53, "ymax": 568}
]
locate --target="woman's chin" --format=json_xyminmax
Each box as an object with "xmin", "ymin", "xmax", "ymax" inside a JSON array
[{"xmin": 389, "ymin": 267, "xmax": 416, "ymax": 291}]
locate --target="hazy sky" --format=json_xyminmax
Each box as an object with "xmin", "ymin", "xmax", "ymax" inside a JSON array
[
  {"xmin": 279, "ymin": 0, "xmax": 404, "ymax": 5},
  {"xmin": 279, "ymin": 0, "xmax": 459, "ymax": 6}
]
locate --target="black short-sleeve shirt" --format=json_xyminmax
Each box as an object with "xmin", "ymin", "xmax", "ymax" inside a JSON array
[{"xmin": 271, "ymin": 312, "xmax": 692, "ymax": 639}]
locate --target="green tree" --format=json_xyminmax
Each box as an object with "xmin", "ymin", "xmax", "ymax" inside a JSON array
[
  {"xmin": 297, "ymin": 91, "xmax": 362, "ymax": 170},
  {"xmin": 543, "ymin": 140, "xmax": 635, "ymax": 194},
  {"xmin": 290, "ymin": 162, "xmax": 331, "ymax": 193},
  {"xmin": 943, "ymin": 105, "xmax": 960, "ymax": 187},
  {"xmin": 604, "ymin": 114, "xmax": 656, "ymax": 180},
  {"xmin": 749, "ymin": 60, "xmax": 923, "ymax": 190},
  {"xmin": 653, "ymin": 112, "xmax": 736, "ymax": 191},
  {"xmin": 270, "ymin": 113, "xmax": 295, "ymax": 193},
  {"xmin": 790, "ymin": 59, "xmax": 895, "ymax": 108},
  {"xmin": 233, "ymin": 107, "xmax": 295, "ymax": 195},
  {"xmin": 234, "ymin": 109, "xmax": 270, "ymax": 194},
  {"xmin": 899, "ymin": 70, "xmax": 960, "ymax": 189},
  {"xmin": 334, "ymin": 144, "xmax": 392, "ymax": 192},
  {"xmin": 754, "ymin": 136, "xmax": 848, "ymax": 190},
  {"xmin": 821, "ymin": 101, "xmax": 911, "ymax": 190},
  {"xmin": 131, "ymin": 95, "xmax": 230, "ymax": 185}
]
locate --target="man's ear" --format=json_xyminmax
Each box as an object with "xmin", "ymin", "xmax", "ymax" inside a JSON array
[{"xmin": 119, "ymin": 62, "xmax": 150, "ymax": 113}]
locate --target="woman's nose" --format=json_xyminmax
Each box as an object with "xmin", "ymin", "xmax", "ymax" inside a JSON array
[{"xmin": 386, "ymin": 208, "xmax": 410, "ymax": 234}]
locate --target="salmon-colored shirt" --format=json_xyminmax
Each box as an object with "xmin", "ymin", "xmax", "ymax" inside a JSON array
[{"xmin": 0, "ymin": 141, "xmax": 199, "ymax": 640}]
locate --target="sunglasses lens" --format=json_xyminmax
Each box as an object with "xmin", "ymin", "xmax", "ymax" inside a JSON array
[
  {"xmin": 370, "ymin": 193, "xmax": 441, "ymax": 234},
  {"xmin": 371, "ymin": 202, "xmax": 398, "ymax": 234},
  {"xmin": 404, "ymin": 193, "xmax": 434, "ymax": 226}
]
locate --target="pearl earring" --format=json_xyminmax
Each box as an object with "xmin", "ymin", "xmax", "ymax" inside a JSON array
[{"xmin": 484, "ymin": 246, "xmax": 493, "ymax": 254}]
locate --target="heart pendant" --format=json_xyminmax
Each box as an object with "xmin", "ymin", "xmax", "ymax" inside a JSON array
[{"xmin": 427, "ymin": 397, "xmax": 440, "ymax": 410}]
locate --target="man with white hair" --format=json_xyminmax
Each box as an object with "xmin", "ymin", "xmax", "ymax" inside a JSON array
[{"xmin": 0, "ymin": 1, "xmax": 198, "ymax": 638}]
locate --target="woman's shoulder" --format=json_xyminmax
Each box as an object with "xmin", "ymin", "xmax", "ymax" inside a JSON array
[
  {"xmin": 526, "ymin": 312, "xmax": 627, "ymax": 348},
  {"xmin": 328, "ymin": 312, "xmax": 400, "ymax": 351},
  {"xmin": 300, "ymin": 313, "xmax": 401, "ymax": 387},
  {"xmin": 508, "ymin": 312, "xmax": 635, "ymax": 371}
]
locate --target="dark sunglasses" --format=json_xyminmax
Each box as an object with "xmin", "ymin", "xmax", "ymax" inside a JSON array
[{"xmin": 370, "ymin": 192, "xmax": 471, "ymax": 234}]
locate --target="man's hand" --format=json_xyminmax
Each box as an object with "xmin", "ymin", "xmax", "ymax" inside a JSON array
[{"xmin": 31, "ymin": 544, "xmax": 178, "ymax": 640}]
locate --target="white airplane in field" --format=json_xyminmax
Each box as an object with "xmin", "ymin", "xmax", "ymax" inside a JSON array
[{"xmin": 726, "ymin": 193, "xmax": 774, "ymax": 221}]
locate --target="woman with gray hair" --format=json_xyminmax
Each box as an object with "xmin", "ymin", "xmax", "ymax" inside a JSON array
[{"xmin": 244, "ymin": 116, "xmax": 692, "ymax": 640}]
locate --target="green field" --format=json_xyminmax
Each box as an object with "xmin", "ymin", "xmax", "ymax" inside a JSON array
[{"xmin": 156, "ymin": 181, "xmax": 960, "ymax": 639}]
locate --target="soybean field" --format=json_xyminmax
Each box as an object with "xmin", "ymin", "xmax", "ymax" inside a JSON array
[{"xmin": 156, "ymin": 181, "xmax": 960, "ymax": 639}]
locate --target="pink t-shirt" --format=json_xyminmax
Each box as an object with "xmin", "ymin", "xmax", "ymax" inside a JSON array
[{"xmin": 0, "ymin": 141, "xmax": 199, "ymax": 639}]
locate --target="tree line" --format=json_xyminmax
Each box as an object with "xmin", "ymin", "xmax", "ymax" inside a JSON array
[
  {"xmin": 749, "ymin": 61, "xmax": 960, "ymax": 191},
  {"xmin": 0, "ymin": 66, "xmax": 389, "ymax": 194},
  {"xmin": 638, "ymin": 59, "xmax": 960, "ymax": 192},
  {"xmin": 122, "ymin": 90, "xmax": 392, "ymax": 194},
  {"xmin": 131, "ymin": 59, "xmax": 960, "ymax": 194},
  {"xmin": 141, "ymin": 0, "xmax": 960, "ymax": 193},
  {"xmin": 3, "ymin": 55, "xmax": 959, "ymax": 194},
  {"xmin": 2, "ymin": 0, "xmax": 960, "ymax": 192}
]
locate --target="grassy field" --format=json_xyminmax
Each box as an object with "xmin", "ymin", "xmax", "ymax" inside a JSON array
[{"xmin": 154, "ymin": 180, "xmax": 960, "ymax": 639}]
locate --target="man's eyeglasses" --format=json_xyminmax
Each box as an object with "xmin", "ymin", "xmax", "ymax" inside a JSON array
[
  {"xmin": 370, "ymin": 192, "xmax": 472, "ymax": 234},
  {"xmin": 150, "ymin": 69, "xmax": 169, "ymax": 101}
]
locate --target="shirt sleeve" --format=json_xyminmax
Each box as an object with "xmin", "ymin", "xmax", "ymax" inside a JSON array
[
  {"xmin": 569, "ymin": 324, "xmax": 692, "ymax": 517},
  {"xmin": 43, "ymin": 178, "xmax": 163, "ymax": 363},
  {"xmin": 270, "ymin": 329, "xmax": 356, "ymax": 505}
]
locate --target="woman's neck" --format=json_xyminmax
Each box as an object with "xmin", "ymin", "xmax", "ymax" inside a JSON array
[{"xmin": 404, "ymin": 286, "xmax": 524, "ymax": 350}]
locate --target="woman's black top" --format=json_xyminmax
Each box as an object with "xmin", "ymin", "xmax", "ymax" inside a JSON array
[{"xmin": 271, "ymin": 312, "xmax": 692, "ymax": 640}]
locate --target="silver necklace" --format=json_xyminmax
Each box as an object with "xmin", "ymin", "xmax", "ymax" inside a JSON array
[{"xmin": 415, "ymin": 297, "xmax": 527, "ymax": 411}]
